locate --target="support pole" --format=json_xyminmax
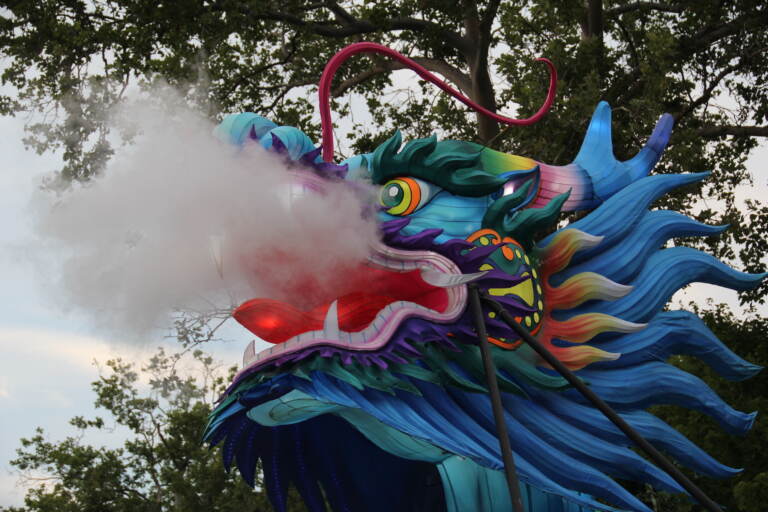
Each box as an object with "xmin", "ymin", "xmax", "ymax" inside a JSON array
[
  {"xmin": 468, "ymin": 285, "xmax": 525, "ymax": 512},
  {"xmin": 480, "ymin": 292, "xmax": 723, "ymax": 512}
]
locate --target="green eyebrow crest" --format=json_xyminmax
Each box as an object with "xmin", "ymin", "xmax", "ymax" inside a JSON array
[{"xmin": 370, "ymin": 131, "xmax": 508, "ymax": 197}]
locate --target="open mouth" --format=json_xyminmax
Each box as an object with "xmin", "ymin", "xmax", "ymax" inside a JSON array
[{"xmin": 233, "ymin": 241, "xmax": 484, "ymax": 373}]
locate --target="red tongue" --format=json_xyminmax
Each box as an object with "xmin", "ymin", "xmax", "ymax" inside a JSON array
[
  {"xmin": 234, "ymin": 299, "xmax": 321, "ymax": 343},
  {"xmin": 233, "ymin": 267, "xmax": 450, "ymax": 344},
  {"xmin": 233, "ymin": 292, "xmax": 400, "ymax": 343}
]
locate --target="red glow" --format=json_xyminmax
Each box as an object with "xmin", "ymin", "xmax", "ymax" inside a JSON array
[{"xmin": 233, "ymin": 266, "xmax": 449, "ymax": 343}]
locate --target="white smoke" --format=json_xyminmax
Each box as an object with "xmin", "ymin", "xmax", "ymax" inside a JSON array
[{"xmin": 31, "ymin": 89, "xmax": 379, "ymax": 337}]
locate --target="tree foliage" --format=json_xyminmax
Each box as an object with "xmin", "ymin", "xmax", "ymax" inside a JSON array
[
  {"xmin": 1, "ymin": 348, "xmax": 305, "ymax": 512},
  {"xmin": 1, "ymin": 1, "xmax": 767, "ymax": 511}
]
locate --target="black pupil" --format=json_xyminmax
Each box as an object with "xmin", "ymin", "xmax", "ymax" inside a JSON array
[{"xmin": 383, "ymin": 184, "xmax": 404, "ymax": 206}]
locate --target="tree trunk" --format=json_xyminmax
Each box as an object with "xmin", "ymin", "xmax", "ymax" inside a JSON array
[
  {"xmin": 470, "ymin": 58, "xmax": 501, "ymax": 144},
  {"xmin": 462, "ymin": 4, "xmax": 500, "ymax": 144},
  {"xmin": 583, "ymin": 0, "xmax": 606, "ymax": 81},
  {"xmin": 585, "ymin": 0, "xmax": 604, "ymax": 42}
]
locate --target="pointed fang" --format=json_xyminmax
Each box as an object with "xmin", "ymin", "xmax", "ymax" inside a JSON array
[
  {"xmin": 209, "ymin": 235, "xmax": 224, "ymax": 278},
  {"xmin": 323, "ymin": 300, "xmax": 340, "ymax": 338}
]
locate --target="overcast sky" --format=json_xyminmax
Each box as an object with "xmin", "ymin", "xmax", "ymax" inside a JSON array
[
  {"xmin": 0, "ymin": 109, "xmax": 250, "ymax": 506},
  {"xmin": 0, "ymin": 95, "xmax": 766, "ymax": 507}
]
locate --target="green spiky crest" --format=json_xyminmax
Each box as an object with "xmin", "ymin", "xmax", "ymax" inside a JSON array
[
  {"xmin": 370, "ymin": 131, "xmax": 508, "ymax": 197},
  {"xmin": 483, "ymin": 190, "xmax": 571, "ymax": 250}
]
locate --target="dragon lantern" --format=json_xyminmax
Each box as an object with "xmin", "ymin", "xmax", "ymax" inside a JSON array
[{"xmin": 203, "ymin": 43, "xmax": 762, "ymax": 512}]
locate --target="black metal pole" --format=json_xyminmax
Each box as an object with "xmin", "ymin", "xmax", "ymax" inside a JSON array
[
  {"xmin": 468, "ymin": 284, "xmax": 525, "ymax": 512},
  {"xmin": 480, "ymin": 292, "xmax": 723, "ymax": 512}
]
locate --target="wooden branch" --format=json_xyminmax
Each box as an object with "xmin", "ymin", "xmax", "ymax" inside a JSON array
[
  {"xmin": 684, "ymin": 12, "xmax": 768, "ymax": 52},
  {"xmin": 331, "ymin": 57, "xmax": 472, "ymax": 97},
  {"xmin": 254, "ymin": 79, "xmax": 316, "ymax": 92},
  {"xmin": 325, "ymin": 1, "xmax": 357, "ymax": 25},
  {"xmin": 614, "ymin": 17, "xmax": 641, "ymax": 71},
  {"xmin": 699, "ymin": 125, "xmax": 768, "ymax": 138},
  {"xmin": 609, "ymin": 13, "xmax": 765, "ymax": 104},
  {"xmin": 674, "ymin": 50, "xmax": 762, "ymax": 121},
  {"xmin": 227, "ymin": 35, "xmax": 301, "ymax": 96},
  {"xmin": 234, "ymin": 6, "xmax": 469, "ymax": 53},
  {"xmin": 606, "ymin": 2, "xmax": 684, "ymax": 16},
  {"xmin": 479, "ymin": 0, "xmax": 502, "ymax": 39}
]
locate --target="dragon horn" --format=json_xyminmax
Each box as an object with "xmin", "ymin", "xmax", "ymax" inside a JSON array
[{"xmin": 530, "ymin": 102, "xmax": 674, "ymax": 212}]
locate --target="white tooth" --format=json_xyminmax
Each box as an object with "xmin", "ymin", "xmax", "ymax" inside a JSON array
[
  {"xmin": 420, "ymin": 268, "xmax": 488, "ymax": 288},
  {"xmin": 323, "ymin": 300, "xmax": 340, "ymax": 338},
  {"xmin": 209, "ymin": 234, "xmax": 224, "ymax": 278},
  {"xmin": 242, "ymin": 340, "xmax": 256, "ymax": 366}
]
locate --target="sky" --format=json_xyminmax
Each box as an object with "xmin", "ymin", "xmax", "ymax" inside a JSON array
[
  {"xmin": 0, "ymin": 93, "xmax": 766, "ymax": 507},
  {"xmin": 0, "ymin": 110, "xmax": 250, "ymax": 506}
]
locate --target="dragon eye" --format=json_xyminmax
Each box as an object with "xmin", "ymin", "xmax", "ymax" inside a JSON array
[{"xmin": 379, "ymin": 177, "xmax": 438, "ymax": 216}]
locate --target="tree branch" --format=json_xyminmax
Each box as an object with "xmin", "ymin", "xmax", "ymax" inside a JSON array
[
  {"xmin": 610, "ymin": 13, "xmax": 766, "ymax": 105},
  {"xmin": 674, "ymin": 50, "xmax": 762, "ymax": 121},
  {"xmin": 234, "ymin": 6, "xmax": 469, "ymax": 53},
  {"xmin": 479, "ymin": 0, "xmax": 502, "ymax": 44},
  {"xmin": 331, "ymin": 57, "xmax": 472, "ymax": 97},
  {"xmin": 325, "ymin": 1, "xmax": 357, "ymax": 25},
  {"xmin": 614, "ymin": 17, "xmax": 640, "ymax": 72},
  {"xmin": 606, "ymin": 2, "xmax": 684, "ymax": 16},
  {"xmin": 683, "ymin": 12, "xmax": 768, "ymax": 52},
  {"xmin": 251, "ymin": 79, "xmax": 317, "ymax": 92},
  {"xmin": 699, "ymin": 125, "xmax": 768, "ymax": 138},
  {"xmin": 227, "ymin": 34, "xmax": 301, "ymax": 97}
]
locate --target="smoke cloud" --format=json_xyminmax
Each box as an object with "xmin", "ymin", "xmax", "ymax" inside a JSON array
[{"xmin": 31, "ymin": 90, "xmax": 379, "ymax": 337}]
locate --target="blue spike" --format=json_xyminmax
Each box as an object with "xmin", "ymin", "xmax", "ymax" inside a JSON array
[
  {"xmin": 290, "ymin": 424, "xmax": 328, "ymax": 512},
  {"xmin": 573, "ymin": 173, "xmax": 708, "ymax": 249},
  {"xmin": 208, "ymin": 402, "xmax": 246, "ymax": 433},
  {"xmin": 263, "ymin": 428, "xmax": 289, "ymax": 512},
  {"xmin": 569, "ymin": 247, "xmax": 766, "ymax": 322},
  {"xmin": 573, "ymin": 102, "xmax": 673, "ymax": 201},
  {"xmin": 592, "ymin": 310, "xmax": 763, "ymax": 381},
  {"xmin": 574, "ymin": 102, "xmax": 614, "ymax": 178},
  {"xmin": 626, "ymin": 113, "xmax": 674, "ymax": 182},
  {"xmin": 552, "ymin": 210, "xmax": 727, "ymax": 286},
  {"xmin": 295, "ymin": 372, "xmax": 640, "ymax": 510},
  {"xmin": 222, "ymin": 414, "xmax": 250, "ymax": 472},
  {"xmin": 535, "ymin": 392, "xmax": 741, "ymax": 479},
  {"xmin": 423, "ymin": 384, "xmax": 653, "ymax": 511},
  {"xmin": 235, "ymin": 423, "xmax": 260, "ymax": 486},
  {"xmin": 574, "ymin": 362, "xmax": 757, "ymax": 435},
  {"xmin": 501, "ymin": 393, "xmax": 685, "ymax": 494},
  {"xmin": 204, "ymin": 422, "xmax": 229, "ymax": 447},
  {"xmin": 540, "ymin": 172, "xmax": 708, "ymax": 249}
]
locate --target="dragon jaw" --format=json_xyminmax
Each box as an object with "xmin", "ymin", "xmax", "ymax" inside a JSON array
[{"xmin": 233, "ymin": 239, "xmax": 480, "ymax": 376}]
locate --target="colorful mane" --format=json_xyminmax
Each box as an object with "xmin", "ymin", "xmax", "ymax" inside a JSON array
[{"xmin": 204, "ymin": 101, "xmax": 763, "ymax": 512}]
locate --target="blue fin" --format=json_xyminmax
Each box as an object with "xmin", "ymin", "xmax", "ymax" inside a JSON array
[{"xmin": 574, "ymin": 101, "xmax": 673, "ymax": 201}]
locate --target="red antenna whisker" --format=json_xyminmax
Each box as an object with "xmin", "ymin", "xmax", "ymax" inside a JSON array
[{"xmin": 318, "ymin": 42, "xmax": 557, "ymax": 162}]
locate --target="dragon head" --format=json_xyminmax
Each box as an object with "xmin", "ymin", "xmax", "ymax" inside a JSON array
[
  {"xmin": 224, "ymin": 102, "xmax": 662, "ymax": 396},
  {"xmin": 205, "ymin": 103, "xmax": 764, "ymax": 512}
]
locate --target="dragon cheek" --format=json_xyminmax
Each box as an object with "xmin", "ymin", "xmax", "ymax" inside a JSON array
[{"xmin": 488, "ymin": 279, "xmax": 535, "ymax": 307}]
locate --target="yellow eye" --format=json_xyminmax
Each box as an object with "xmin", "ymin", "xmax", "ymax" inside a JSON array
[{"xmin": 379, "ymin": 177, "xmax": 436, "ymax": 216}]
